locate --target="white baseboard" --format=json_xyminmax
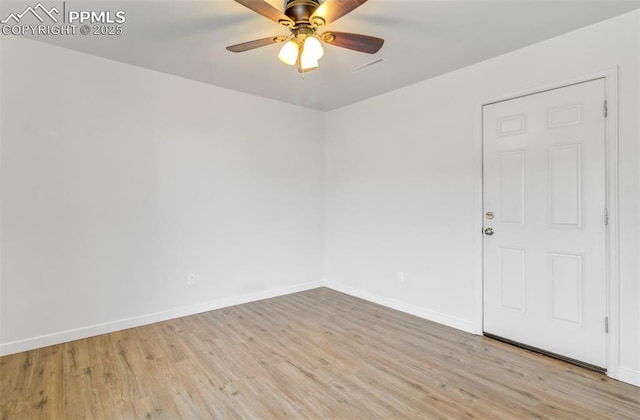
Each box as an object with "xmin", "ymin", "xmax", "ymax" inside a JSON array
[
  {"xmin": 323, "ymin": 280, "xmax": 477, "ymax": 334},
  {"xmin": 616, "ymin": 367, "xmax": 640, "ymax": 387},
  {"xmin": 0, "ymin": 280, "xmax": 322, "ymax": 356}
]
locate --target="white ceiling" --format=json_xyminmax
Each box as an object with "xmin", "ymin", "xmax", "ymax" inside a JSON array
[{"xmin": 4, "ymin": 0, "xmax": 640, "ymax": 110}]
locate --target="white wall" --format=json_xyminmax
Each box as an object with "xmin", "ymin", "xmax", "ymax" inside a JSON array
[
  {"xmin": 0, "ymin": 37, "xmax": 324, "ymax": 354},
  {"xmin": 324, "ymin": 10, "xmax": 640, "ymax": 385}
]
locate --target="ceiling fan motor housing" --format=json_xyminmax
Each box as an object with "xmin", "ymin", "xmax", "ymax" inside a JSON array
[{"xmin": 284, "ymin": 0, "xmax": 322, "ymax": 25}]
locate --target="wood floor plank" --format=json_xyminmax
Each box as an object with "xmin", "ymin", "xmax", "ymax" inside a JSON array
[{"xmin": 1, "ymin": 287, "xmax": 639, "ymax": 419}]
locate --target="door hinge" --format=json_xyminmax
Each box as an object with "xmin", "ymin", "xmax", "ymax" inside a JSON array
[
  {"xmin": 604, "ymin": 100, "xmax": 608, "ymax": 118},
  {"xmin": 604, "ymin": 208, "xmax": 609, "ymax": 226},
  {"xmin": 605, "ymin": 317, "xmax": 609, "ymax": 333}
]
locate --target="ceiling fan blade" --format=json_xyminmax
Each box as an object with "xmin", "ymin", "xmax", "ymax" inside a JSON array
[
  {"xmin": 320, "ymin": 32, "xmax": 384, "ymax": 54},
  {"xmin": 233, "ymin": 0, "xmax": 294, "ymax": 26},
  {"xmin": 226, "ymin": 36, "xmax": 287, "ymax": 53},
  {"xmin": 310, "ymin": 0, "xmax": 367, "ymax": 26}
]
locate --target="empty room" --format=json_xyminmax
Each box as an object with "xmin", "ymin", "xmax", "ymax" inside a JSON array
[{"xmin": 1, "ymin": 0, "xmax": 639, "ymax": 418}]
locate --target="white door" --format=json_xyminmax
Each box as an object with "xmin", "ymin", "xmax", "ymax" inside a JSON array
[{"xmin": 483, "ymin": 79, "xmax": 607, "ymax": 369}]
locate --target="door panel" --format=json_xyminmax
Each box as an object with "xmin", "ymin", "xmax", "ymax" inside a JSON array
[
  {"xmin": 499, "ymin": 247, "xmax": 526, "ymax": 311},
  {"xmin": 499, "ymin": 151, "xmax": 525, "ymax": 224},
  {"xmin": 483, "ymin": 79, "xmax": 607, "ymax": 368}
]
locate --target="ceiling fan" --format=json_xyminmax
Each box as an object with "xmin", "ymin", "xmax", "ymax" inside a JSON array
[{"xmin": 226, "ymin": 0, "xmax": 384, "ymax": 73}]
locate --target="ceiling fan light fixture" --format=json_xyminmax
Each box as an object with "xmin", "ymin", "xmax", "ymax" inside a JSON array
[
  {"xmin": 278, "ymin": 39, "xmax": 299, "ymax": 66},
  {"xmin": 227, "ymin": 0, "xmax": 384, "ymax": 75}
]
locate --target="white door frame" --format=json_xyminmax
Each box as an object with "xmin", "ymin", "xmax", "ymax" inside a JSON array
[{"xmin": 474, "ymin": 68, "xmax": 620, "ymax": 380}]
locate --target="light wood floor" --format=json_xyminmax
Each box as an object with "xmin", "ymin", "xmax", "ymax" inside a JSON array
[{"xmin": 1, "ymin": 288, "xmax": 639, "ymax": 419}]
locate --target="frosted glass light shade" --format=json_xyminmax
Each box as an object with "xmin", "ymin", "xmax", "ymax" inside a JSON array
[
  {"xmin": 299, "ymin": 54, "xmax": 319, "ymax": 71},
  {"xmin": 278, "ymin": 40, "xmax": 299, "ymax": 66},
  {"xmin": 303, "ymin": 36, "xmax": 324, "ymax": 60}
]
